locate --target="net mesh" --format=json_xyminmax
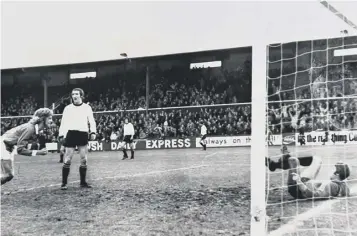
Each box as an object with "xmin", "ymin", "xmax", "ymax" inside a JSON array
[{"xmin": 265, "ymin": 36, "xmax": 357, "ymax": 235}]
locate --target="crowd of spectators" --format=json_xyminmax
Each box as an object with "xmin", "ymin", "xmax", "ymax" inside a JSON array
[
  {"xmin": 1, "ymin": 85, "xmax": 42, "ymax": 116},
  {"xmin": 1, "ymin": 96, "xmax": 39, "ymax": 117},
  {"xmin": 267, "ymin": 53, "xmax": 357, "ymax": 134},
  {"xmin": 0, "ymin": 104, "xmax": 251, "ymax": 143},
  {"xmin": 52, "ymin": 62, "xmax": 251, "ymax": 114},
  {"xmin": 92, "ymin": 104, "xmax": 251, "ymax": 141},
  {"xmin": 1, "ymin": 39, "xmax": 357, "ymax": 141},
  {"xmin": 267, "ymin": 98, "xmax": 357, "ymax": 134},
  {"xmin": 1, "ymin": 60, "xmax": 253, "ymax": 141}
]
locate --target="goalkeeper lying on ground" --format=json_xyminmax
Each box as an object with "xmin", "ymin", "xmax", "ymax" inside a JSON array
[{"xmin": 266, "ymin": 145, "xmax": 351, "ymax": 199}]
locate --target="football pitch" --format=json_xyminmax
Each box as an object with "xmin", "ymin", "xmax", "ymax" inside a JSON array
[
  {"xmin": 266, "ymin": 145, "xmax": 357, "ymax": 236},
  {"xmin": 1, "ymin": 148, "xmax": 250, "ymax": 236}
]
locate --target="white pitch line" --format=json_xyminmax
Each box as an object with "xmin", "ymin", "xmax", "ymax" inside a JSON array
[
  {"xmin": 3, "ymin": 164, "xmax": 211, "ymax": 194},
  {"xmin": 201, "ymin": 152, "xmax": 218, "ymax": 162},
  {"xmin": 13, "ymin": 150, "xmax": 225, "ymax": 164},
  {"xmin": 268, "ymin": 185, "xmax": 357, "ymax": 236}
]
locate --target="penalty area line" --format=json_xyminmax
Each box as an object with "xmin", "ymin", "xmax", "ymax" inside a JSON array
[
  {"xmin": 3, "ymin": 164, "xmax": 211, "ymax": 194},
  {"xmin": 268, "ymin": 185, "xmax": 357, "ymax": 236}
]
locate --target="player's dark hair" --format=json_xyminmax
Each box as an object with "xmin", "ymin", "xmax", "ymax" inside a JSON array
[
  {"xmin": 337, "ymin": 163, "xmax": 350, "ymax": 180},
  {"xmin": 72, "ymin": 88, "xmax": 85, "ymax": 98}
]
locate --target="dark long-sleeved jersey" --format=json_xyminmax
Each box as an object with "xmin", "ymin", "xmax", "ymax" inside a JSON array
[
  {"xmin": 1, "ymin": 122, "xmax": 38, "ymax": 156},
  {"xmin": 297, "ymin": 179, "xmax": 349, "ymax": 199}
]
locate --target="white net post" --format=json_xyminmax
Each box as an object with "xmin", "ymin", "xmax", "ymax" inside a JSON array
[
  {"xmin": 250, "ymin": 41, "xmax": 267, "ymax": 235},
  {"xmin": 265, "ymin": 35, "xmax": 357, "ymax": 235}
]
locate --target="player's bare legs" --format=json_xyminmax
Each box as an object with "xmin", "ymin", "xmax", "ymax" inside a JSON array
[
  {"xmin": 78, "ymin": 145, "xmax": 91, "ymax": 188},
  {"xmin": 1, "ymin": 159, "xmax": 14, "ymax": 185},
  {"xmin": 1, "ymin": 139, "xmax": 14, "ymax": 185},
  {"xmin": 300, "ymin": 156, "xmax": 322, "ymax": 180},
  {"xmin": 61, "ymin": 147, "xmax": 75, "ymax": 190},
  {"xmin": 59, "ymin": 144, "xmax": 65, "ymax": 163}
]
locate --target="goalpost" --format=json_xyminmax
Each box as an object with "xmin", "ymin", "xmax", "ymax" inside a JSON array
[
  {"xmin": 265, "ymin": 36, "xmax": 357, "ymax": 236},
  {"xmin": 250, "ymin": 42, "xmax": 268, "ymax": 235},
  {"xmin": 262, "ymin": 37, "xmax": 357, "ymax": 235},
  {"xmin": 251, "ymin": 2, "xmax": 357, "ymax": 235}
]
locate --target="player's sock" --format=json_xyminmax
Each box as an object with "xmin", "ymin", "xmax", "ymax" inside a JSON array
[
  {"xmin": 298, "ymin": 156, "xmax": 313, "ymax": 167},
  {"xmin": 1, "ymin": 174, "xmax": 14, "ymax": 185},
  {"xmin": 59, "ymin": 153, "xmax": 64, "ymax": 163},
  {"xmin": 272, "ymin": 155, "xmax": 313, "ymax": 170},
  {"xmin": 265, "ymin": 156, "xmax": 290, "ymax": 171},
  {"xmin": 130, "ymin": 150, "xmax": 134, "ymax": 159},
  {"xmin": 79, "ymin": 165, "xmax": 87, "ymax": 185},
  {"xmin": 62, "ymin": 163, "xmax": 70, "ymax": 185},
  {"xmin": 200, "ymin": 141, "xmax": 204, "ymax": 147},
  {"xmin": 122, "ymin": 149, "xmax": 128, "ymax": 160},
  {"xmin": 204, "ymin": 144, "xmax": 206, "ymax": 150},
  {"xmin": 265, "ymin": 157, "xmax": 277, "ymax": 171}
]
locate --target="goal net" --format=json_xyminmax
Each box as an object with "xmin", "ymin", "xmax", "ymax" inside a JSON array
[{"xmin": 265, "ymin": 36, "xmax": 357, "ymax": 235}]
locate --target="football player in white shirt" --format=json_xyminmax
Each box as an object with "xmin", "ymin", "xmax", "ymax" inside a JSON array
[
  {"xmin": 122, "ymin": 118, "xmax": 135, "ymax": 160},
  {"xmin": 58, "ymin": 88, "xmax": 96, "ymax": 190},
  {"xmin": 199, "ymin": 122, "xmax": 207, "ymax": 151}
]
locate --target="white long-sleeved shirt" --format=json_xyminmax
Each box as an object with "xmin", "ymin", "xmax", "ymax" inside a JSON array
[
  {"xmin": 201, "ymin": 125, "xmax": 207, "ymax": 135},
  {"xmin": 123, "ymin": 123, "xmax": 135, "ymax": 136},
  {"xmin": 59, "ymin": 103, "xmax": 96, "ymax": 137}
]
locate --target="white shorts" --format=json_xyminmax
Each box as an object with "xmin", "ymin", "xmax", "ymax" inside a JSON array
[
  {"xmin": 300, "ymin": 155, "xmax": 322, "ymax": 180},
  {"xmin": 1, "ymin": 137, "xmax": 14, "ymax": 161},
  {"xmin": 1, "ymin": 137, "xmax": 15, "ymax": 178}
]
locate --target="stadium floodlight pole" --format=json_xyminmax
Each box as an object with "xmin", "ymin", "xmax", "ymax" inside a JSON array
[
  {"xmin": 120, "ymin": 52, "xmax": 149, "ymax": 113},
  {"xmin": 41, "ymin": 72, "xmax": 48, "ymax": 108},
  {"xmin": 120, "ymin": 52, "xmax": 132, "ymax": 72},
  {"xmin": 120, "ymin": 53, "xmax": 132, "ymax": 63},
  {"xmin": 318, "ymin": 0, "xmax": 357, "ymax": 31},
  {"xmin": 146, "ymin": 66, "xmax": 149, "ymax": 114}
]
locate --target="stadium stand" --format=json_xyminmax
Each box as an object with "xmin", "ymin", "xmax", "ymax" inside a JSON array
[{"xmin": 1, "ymin": 40, "xmax": 356, "ymax": 142}]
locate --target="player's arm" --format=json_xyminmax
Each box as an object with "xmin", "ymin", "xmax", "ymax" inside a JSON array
[
  {"xmin": 17, "ymin": 127, "xmax": 47, "ymax": 156},
  {"xmin": 288, "ymin": 110, "xmax": 293, "ymax": 118},
  {"xmin": 58, "ymin": 106, "xmax": 70, "ymax": 140},
  {"xmin": 293, "ymin": 174, "xmax": 327, "ymax": 198},
  {"xmin": 341, "ymin": 184, "xmax": 351, "ymax": 197},
  {"xmin": 298, "ymin": 182, "xmax": 318, "ymax": 198},
  {"xmin": 130, "ymin": 124, "xmax": 135, "ymax": 140},
  {"xmin": 87, "ymin": 105, "xmax": 97, "ymax": 140}
]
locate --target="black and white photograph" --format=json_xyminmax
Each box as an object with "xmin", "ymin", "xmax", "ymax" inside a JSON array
[
  {"xmin": 1, "ymin": 2, "xmax": 254, "ymax": 235},
  {"xmin": 265, "ymin": 33, "xmax": 357, "ymax": 236},
  {"xmin": 1, "ymin": 1, "xmax": 357, "ymax": 236}
]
